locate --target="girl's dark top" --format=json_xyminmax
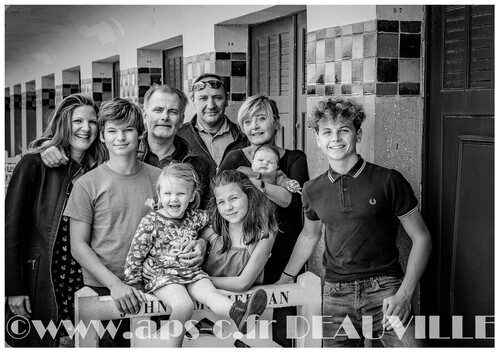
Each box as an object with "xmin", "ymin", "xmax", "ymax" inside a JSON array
[{"xmin": 219, "ymin": 148, "xmax": 309, "ymax": 284}]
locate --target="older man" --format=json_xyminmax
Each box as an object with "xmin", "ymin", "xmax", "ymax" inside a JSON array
[
  {"xmin": 137, "ymin": 85, "xmax": 211, "ymax": 208},
  {"xmin": 177, "ymin": 73, "xmax": 248, "ymax": 177}
]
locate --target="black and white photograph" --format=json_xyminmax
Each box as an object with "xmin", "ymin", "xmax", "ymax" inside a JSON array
[{"xmin": 3, "ymin": 3, "xmax": 495, "ymax": 348}]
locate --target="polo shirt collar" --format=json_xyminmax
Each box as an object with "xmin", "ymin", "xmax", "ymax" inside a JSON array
[
  {"xmin": 195, "ymin": 117, "xmax": 230, "ymax": 137},
  {"xmin": 327, "ymin": 156, "xmax": 366, "ymax": 183}
]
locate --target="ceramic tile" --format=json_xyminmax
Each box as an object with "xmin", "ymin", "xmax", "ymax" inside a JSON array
[
  {"xmin": 316, "ymin": 63, "xmax": 325, "ymax": 84},
  {"xmin": 399, "ymin": 59, "xmax": 420, "ymax": 82},
  {"xmin": 376, "ymin": 83, "xmax": 397, "ymax": 95},
  {"xmin": 325, "ymin": 84, "xmax": 335, "ymax": 95},
  {"xmin": 92, "ymin": 82, "xmax": 103, "ymax": 92},
  {"xmin": 377, "ymin": 33, "xmax": 399, "ymax": 58},
  {"xmin": 341, "ymin": 84, "xmax": 352, "ymax": 95},
  {"xmin": 231, "ymin": 76, "xmax": 246, "ymax": 93},
  {"xmin": 335, "ymin": 37, "xmax": 342, "ymax": 60},
  {"xmin": 216, "ymin": 52, "xmax": 230, "ymax": 60},
  {"xmin": 399, "ymin": 82, "xmax": 420, "ymax": 95},
  {"xmin": 341, "ymin": 24, "xmax": 353, "ymax": 36},
  {"xmin": 325, "ymin": 62, "xmax": 335, "ymax": 83},
  {"xmin": 364, "ymin": 20, "xmax": 376, "ymax": 32},
  {"xmin": 342, "ymin": 36, "xmax": 353, "ymax": 59},
  {"xmin": 353, "ymin": 22, "xmax": 364, "ymax": 34},
  {"xmin": 341, "ymin": 60, "xmax": 352, "ymax": 83},
  {"xmin": 307, "ymin": 41, "xmax": 316, "ymax": 64},
  {"xmin": 363, "ymin": 57, "xmax": 376, "ymax": 82},
  {"xmin": 377, "ymin": 20, "xmax": 399, "ymax": 32},
  {"xmin": 352, "ymin": 34, "xmax": 364, "ymax": 59},
  {"xmin": 363, "ymin": 82, "xmax": 376, "ymax": 95},
  {"xmin": 231, "ymin": 53, "xmax": 246, "ymax": 60},
  {"xmin": 231, "ymin": 61, "xmax": 246, "ymax": 76},
  {"xmin": 216, "ymin": 60, "xmax": 231, "ymax": 76},
  {"xmin": 352, "ymin": 84, "xmax": 363, "ymax": 96},
  {"xmin": 325, "ymin": 38, "xmax": 335, "ymax": 62},
  {"xmin": 316, "ymin": 39, "xmax": 325, "ymax": 62},
  {"xmin": 352, "ymin": 59, "xmax": 363, "ymax": 83},
  {"xmin": 377, "ymin": 59, "xmax": 398, "ymax": 82},
  {"xmin": 316, "ymin": 28, "xmax": 326, "ymax": 40},
  {"xmin": 400, "ymin": 33, "xmax": 421, "ymax": 58},
  {"xmin": 335, "ymin": 61, "xmax": 342, "ymax": 83},
  {"xmin": 307, "ymin": 64, "xmax": 316, "ymax": 85},
  {"xmin": 364, "ymin": 33, "xmax": 376, "ymax": 57},
  {"xmin": 401, "ymin": 21, "xmax": 421, "ymax": 33}
]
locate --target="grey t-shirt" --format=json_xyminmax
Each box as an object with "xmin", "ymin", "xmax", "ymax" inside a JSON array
[{"xmin": 64, "ymin": 162, "xmax": 161, "ymax": 287}]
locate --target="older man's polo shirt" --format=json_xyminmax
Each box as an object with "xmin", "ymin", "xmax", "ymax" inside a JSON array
[{"xmin": 302, "ymin": 157, "xmax": 418, "ymax": 283}]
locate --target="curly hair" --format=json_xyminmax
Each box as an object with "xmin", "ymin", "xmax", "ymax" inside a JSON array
[
  {"xmin": 24, "ymin": 93, "xmax": 105, "ymax": 171},
  {"xmin": 308, "ymin": 98, "xmax": 366, "ymax": 132},
  {"xmin": 209, "ymin": 170, "xmax": 279, "ymax": 253},
  {"xmin": 155, "ymin": 162, "xmax": 201, "ymax": 210}
]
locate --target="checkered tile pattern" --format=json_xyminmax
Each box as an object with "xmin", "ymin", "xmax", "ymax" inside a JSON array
[
  {"xmin": 307, "ymin": 19, "xmax": 422, "ymax": 97},
  {"xmin": 184, "ymin": 51, "xmax": 247, "ymax": 101}
]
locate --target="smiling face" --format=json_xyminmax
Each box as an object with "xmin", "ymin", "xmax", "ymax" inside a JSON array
[
  {"xmin": 158, "ymin": 176, "xmax": 195, "ymax": 219},
  {"xmin": 316, "ymin": 118, "xmax": 362, "ymax": 164},
  {"xmin": 214, "ymin": 182, "xmax": 249, "ymax": 226},
  {"xmin": 143, "ymin": 91, "xmax": 184, "ymax": 140},
  {"xmin": 251, "ymin": 148, "xmax": 279, "ymax": 173},
  {"xmin": 100, "ymin": 121, "xmax": 139, "ymax": 158},
  {"xmin": 241, "ymin": 108, "xmax": 277, "ymax": 146},
  {"xmin": 69, "ymin": 105, "xmax": 98, "ymax": 155}
]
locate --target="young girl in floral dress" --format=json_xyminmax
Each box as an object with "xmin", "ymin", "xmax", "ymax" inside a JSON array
[{"xmin": 124, "ymin": 163, "xmax": 267, "ymax": 347}]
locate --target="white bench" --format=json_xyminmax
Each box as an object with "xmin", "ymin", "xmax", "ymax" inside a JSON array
[{"xmin": 75, "ymin": 272, "xmax": 322, "ymax": 347}]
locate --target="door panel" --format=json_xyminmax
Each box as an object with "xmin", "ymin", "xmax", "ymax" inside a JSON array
[
  {"xmin": 250, "ymin": 12, "xmax": 306, "ymax": 150},
  {"xmin": 422, "ymin": 5, "xmax": 494, "ymax": 347},
  {"xmin": 163, "ymin": 46, "xmax": 183, "ymax": 90}
]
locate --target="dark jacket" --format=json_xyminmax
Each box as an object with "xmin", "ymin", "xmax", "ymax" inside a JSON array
[
  {"xmin": 5, "ymin": 154, "xmax": 82, "ymax": 347},
  {"xmin": 177, "ymin": 115, "xmax": 249, "ymax": 178},
  {"xmin": 137, "ymin": 134, "xmax": 212, "ymax": 209}
]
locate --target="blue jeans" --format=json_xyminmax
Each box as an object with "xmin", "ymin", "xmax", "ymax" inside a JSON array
[{"xmin": 322, "ymin": 276, "xmax": 419, "ymax": 347}]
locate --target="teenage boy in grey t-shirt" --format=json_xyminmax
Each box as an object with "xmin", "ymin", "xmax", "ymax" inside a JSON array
[{"xmin": 64, "ymin": 98, "xmax": 159, "ymax": 315}]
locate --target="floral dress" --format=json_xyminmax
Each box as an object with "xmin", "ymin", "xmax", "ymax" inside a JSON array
[{"xmin": 124, "ymin": 208, "xmax": 210, "ymax": 293}]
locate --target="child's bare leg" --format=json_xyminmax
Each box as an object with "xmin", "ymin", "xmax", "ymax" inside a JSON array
[
  {"xmin": 153, "ymin": 284, "xmax": 194, "ymax": 347},
  {"xmin": 186, "ymin": 278, "xmax": 232, "ymax": 316}
]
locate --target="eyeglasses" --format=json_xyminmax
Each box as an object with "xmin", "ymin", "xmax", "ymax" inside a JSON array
[{"xmin": 191, "ymin": 80, "xmax": 225, "ymax": 91}]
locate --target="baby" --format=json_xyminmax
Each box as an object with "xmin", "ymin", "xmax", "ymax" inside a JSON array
[{"xmin": 237, "ymin": 144, "xmax": 301, "ymax": 194}]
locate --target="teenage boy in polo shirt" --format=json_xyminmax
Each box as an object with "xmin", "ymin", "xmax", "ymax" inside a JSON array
[{"xmin": 277, "ymin": 98, "xmax": 432, "ymax": 347}]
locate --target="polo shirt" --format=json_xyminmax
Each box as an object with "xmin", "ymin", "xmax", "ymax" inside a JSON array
[
  {"xmin": 195, "ymin": 119, "xmax": 234, "ymax": 166},
  {"xmin": 302, "ymin": 157, "xmax": 418, "ymax": 283}
]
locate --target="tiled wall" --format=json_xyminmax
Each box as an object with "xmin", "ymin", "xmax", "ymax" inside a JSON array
[
  {"xmin": 184, "ymin": 52, "xmax": 247, "ymax": 102},
  {"xmin": 307, "ymin": 19, "xmax": 421, "ymax": 97},
  {"xmin": 138, "ymin": 67, "xmax": 162, "ymax": 104},
  {"xmin": 91, "ymin": 77, "xmax": 113, "ymax": 103},
  {"xmin": 55, "ymin": 84, "xmax": 80, "ymax": 105},
  {"xmin": 120, "ymin": 68, "xmax": 139, "ymax": 104}
]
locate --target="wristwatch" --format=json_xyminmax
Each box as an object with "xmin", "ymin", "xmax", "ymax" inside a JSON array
[{"xmin": 258, "ymin": 180, "xmax": 265, "ymax": 193}]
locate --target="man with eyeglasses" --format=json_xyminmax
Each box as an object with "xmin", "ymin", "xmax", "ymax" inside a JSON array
[{"xmin": 177, "ymin": 73, "xmax": 248, "ymax": 178}]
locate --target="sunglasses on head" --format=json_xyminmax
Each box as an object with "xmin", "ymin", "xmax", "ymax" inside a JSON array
[{"xmin": 191, "ymin": 80, "xmax": 225, "ymax": 91}]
